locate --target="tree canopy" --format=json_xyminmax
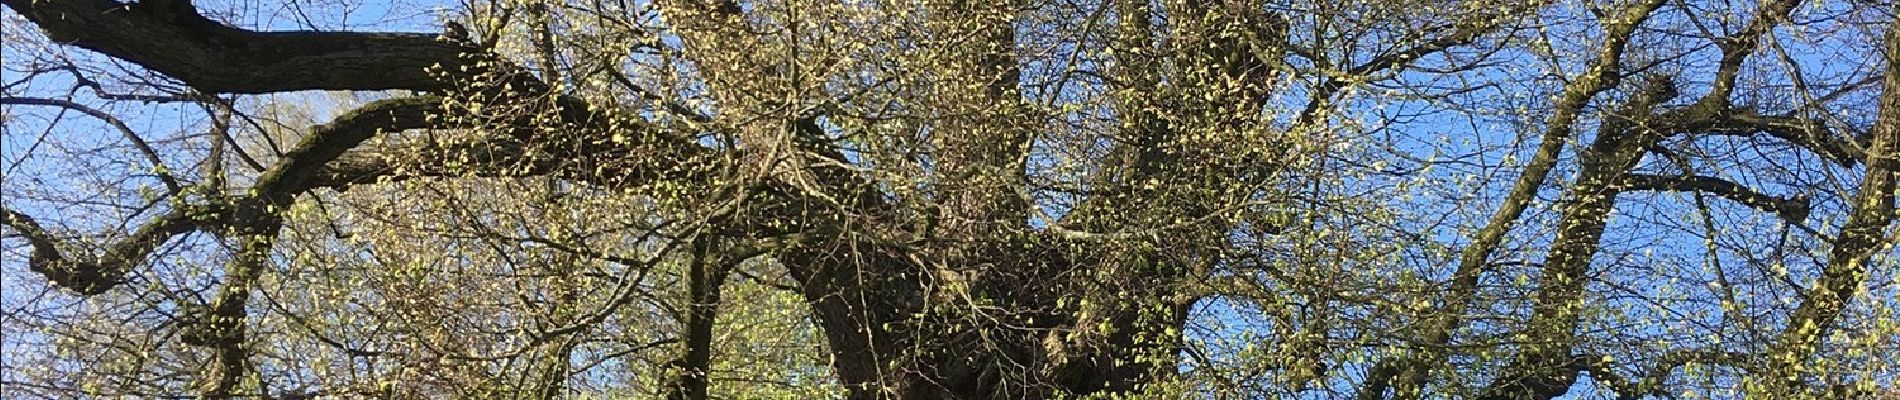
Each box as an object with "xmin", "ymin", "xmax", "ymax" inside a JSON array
[{"xmin": 1, "ymin": 0, "xmax": 1897, "ymax": 399}]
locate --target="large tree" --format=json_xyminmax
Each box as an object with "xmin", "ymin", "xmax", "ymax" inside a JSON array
[{"xmin": 2, "ymin": 0, "xmax": 1896, "ymax": 399}]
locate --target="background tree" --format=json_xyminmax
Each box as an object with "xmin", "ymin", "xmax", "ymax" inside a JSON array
[{"xmin": 2, "ymin": 0, "xmax": 1897, "ymax": 399}]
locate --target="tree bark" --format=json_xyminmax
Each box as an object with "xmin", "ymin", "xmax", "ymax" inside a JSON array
[
  {"xmin": 1757, "ymin": 16, "xmax": 1900, "ymax": 398},
  {"xmin": 1374, "ymin": 2, "xmax": 1663, "ymax": 397}
]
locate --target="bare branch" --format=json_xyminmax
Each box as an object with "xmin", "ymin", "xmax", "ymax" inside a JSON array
[
  {"xmin": 0, "ymin": 95, "xmax": 437, "ymax": 296},
  {"xmin": 0, "ymin": 96, "xmax": 184, "ymax": 191},
  {"xmin": 1651, "ymin": 107, "xmax": 1863, "ymax": 166},
  {"xmin": 1702, "ymin": 0, "xmax": 1803, "ymax": 107},
  {"xmin": 1, "ymin": 0, "xmax": 474, "ymax": 93},
  {"xmin": 1622, "ymin": 173, "xmax": 1810, "ymax": 222},
  {"xmin": 1294, "ymin": 3, "xmax": 1533, "ymax": 128}
]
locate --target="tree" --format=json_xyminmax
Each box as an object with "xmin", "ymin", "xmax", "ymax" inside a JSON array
[{"xmin": 2, "ymin": 0, "xmax": 1896, "ymax": 399}]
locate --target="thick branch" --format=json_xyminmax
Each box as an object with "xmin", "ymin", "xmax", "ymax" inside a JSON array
[
  {"xmin": 1643, "ymin": 0, "xmax": 1860, "ymax": 167},
  {"xmin": 1622, "ymin": 173, "xmax": 1810, "ymax": 222},
  {"xmin": 667, "ymin": 236, "xmax": 730, "ymax": 400},
  {"xmin": 1703, "ymin": 0, "xmax": 1802, "ymax": 107},
  {"xmin": 250, "ymin": 97, "xmax": 440, "ymax": 198},
  {"xmin": 2, "ymin": 207, "xmax": 199, "ymax": 294},
  {"xmin": 1368, "ymin": 2, "xmax": 1667, "ymax": 398},
  {"xmin": 1760, "ymin": 20, "xmax": 1900, "ymax": 396},
  {"xmin": 1, "ymin": 0, "xmax": 474, "ymax": 93},
  {"xmin": 1651, "ymin": 107, "xmax": 1862, "ymax": 166},
  {"xmin": 185, "ymin": 219, "xmax": 281, "ymax": 399},
  {"xmin": 0, "ymin": 96, "xmax": 436, "ymax": 295}
]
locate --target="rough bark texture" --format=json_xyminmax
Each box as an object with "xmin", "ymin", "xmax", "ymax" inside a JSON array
[
  {"xmin": 3, "ymin": 0, "xmax": 470, "ymax": 93},
  {"xmin": 5, "ymin": 1, "xmax": 1178, "ymax": 398},
  {"xmin": 1759, "ymin": 18, "xmax": 1900, "ymax": 398},
  {"xmin": 1373, "ymin": 2, "xmax": 1663, "ymax": 397}
]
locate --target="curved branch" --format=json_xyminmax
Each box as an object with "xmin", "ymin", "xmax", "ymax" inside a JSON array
[
  {"xmin": 249, "ymin": 96, "xmax": 440, "ymax": 198},
  {"xmin": 6, "ymin": 0, "xmax": 724, "ymax": 195},
  {"xmin": 1652, "ymin": 107, "xmax": 1863, "ymax": 166},
  {"xmin": 2, "ymin": 206, "xmax": 200, "ymax": 294},
  {"xmin": 1, "ymin": 0, "xmax": 473, "ymax": 93},
  {"xmin": 0, "ymin": 207, "xmax": 70, "ymax": 278},
  {"xmin": 0, "ymin": 95, "xmax": 439, "ymax": 295},
  {"xmin": 1622, "ymin": 173, "xmax": 1810, "ymax": 222},
  {"xmin": 1643, "ymin": 0, "xmax": 1861, "ymax": 167},
  {"xmin": 0, "ymin": 96, "xmax": 183, "ymax": 191}
]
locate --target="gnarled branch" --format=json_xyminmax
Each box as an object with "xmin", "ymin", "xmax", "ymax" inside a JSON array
[
  {"xmin": 0, "ymin": 96, "xmax": 440, "ymax": 295},
  {"xmin": 1, "ymin": 206, "xmax": 199, "ymax": 294}
]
